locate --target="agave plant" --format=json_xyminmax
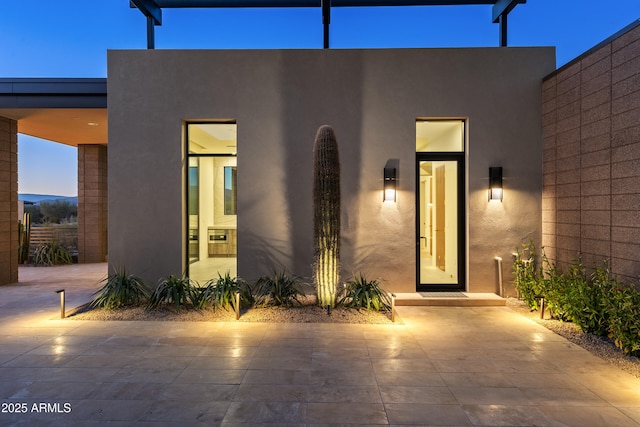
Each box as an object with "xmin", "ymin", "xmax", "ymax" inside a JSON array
[
  {"xmin": 91, "ymin": 269, "xmax": 150, "ymax": 309},
  {"xmin": 253, "ymin": 270, "xmax": 306, "ymax": 307},
  {"xmin": 147, "ymin": 275, "xmax": 199, "ymax": 311},
  {"xmin": 199, "ymin": 272, "xmax": 252, "ymax": 311},
  {"xmin": 338, "ymin": 273, "xmax": 391, "ymax": 311},
  {"xmin": 32, "ymin": 242, "xmax": 72, "ymax": 266}
]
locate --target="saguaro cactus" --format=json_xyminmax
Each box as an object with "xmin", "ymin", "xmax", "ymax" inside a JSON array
[
  {"xmin": 18, "ymin": 212, "xmax": 31, "ymax": 264},
  {"xmin": 313, "ymin": 125, "xmax": 341, "ymax": 308}
]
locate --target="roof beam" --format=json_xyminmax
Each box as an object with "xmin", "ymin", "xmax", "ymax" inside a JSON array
[
  {"xmin": 153, "ymin": 1, "xmax": 497, "ymax": 7},
  {"xmin": 130, "ymin": 0, "xmax": 162, "ymax": 24},
  {"xmin": 492, "ymin": 0, "xmax": 524, "ymax": 23},
  {"xmin": 491, "ymin": 0, "xmax": 525, "ymax": 46},
  {"xmin": 133, "ymin": 1, "xmax": 526, "ymax": 49}
]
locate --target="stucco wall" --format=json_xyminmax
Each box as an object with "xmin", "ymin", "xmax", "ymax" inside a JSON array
[
  {"xmin": 108, "ymin": 47, "xmax": 554, "ymax": 293},
  {"xmin": 542, "ymin": 21, "xmax": 640, "ymax": 284}
]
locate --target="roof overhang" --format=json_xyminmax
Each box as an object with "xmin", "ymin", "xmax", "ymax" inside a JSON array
[{"xmin": 0, "ymin": 78, "xmax": 107, "ymax": 146}]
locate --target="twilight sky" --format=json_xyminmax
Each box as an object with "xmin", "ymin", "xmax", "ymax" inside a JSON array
[{"xmin": 2, "ymin": 0, "xmax": 638, "ymax": 196}]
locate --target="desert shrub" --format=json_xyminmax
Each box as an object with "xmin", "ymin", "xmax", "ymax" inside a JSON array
[
  {"xmin": 513, "ymin": 242, "xmax": 540, "ymax": 310},
  {"xmin": 147, "ymin": 275, "xmax": 199, "ymax": 311},
  {"xmin": 539, "ymin": 255, "xmax": 574, "ymax": 321},
  {"xmin": 606, "ymin": 282, "xmax": 640, "ymax": 357},
  {"xmin": 253, "ymin": 270, "xmax": 306, "ymax": 307},
  {"xmin": 91, "ymin": 269, "xmax": 150, "ymax": 309},
  {"xmin": 199, "ymin": 272, "xmax": 252, "ymax": 311},
  {"xmin": 514, "ymin": 242, "xmax": 640, "ymax": 356},
  {"xmin": 32, "ymin": 242, "xmax": 73, "ymax": 266},
  {"xmin": 566, "ymin": 262, "xmax": 613, "ymax": 336},
  {"xmin": 338, "ymin": 273, "xmax": 391, "ymax": 311}
]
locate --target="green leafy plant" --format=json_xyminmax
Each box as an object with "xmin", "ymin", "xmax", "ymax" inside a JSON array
[
  {"xmin": 147, "ymin": 275, "xmax": 199, "ymax": 311},
  {"xmin": 199, "ymin": 272, "xmax": 252, "ymax": 311},
  {"xmin": 253, "ymin": 270, "xmax": 306, "ymax": 307},
  {"xmin": 338, "ymin": 273, "xmax": 391, "ymax": 311},
  {"xmin": 564, "ymin": 261, "xmax": 611, "ymax": 335},
  {"xmin": 32, "ymin": 242, "xmax": 73, "ymax": 266},
  {"xmin": 538, "ymin": 254, "xmax": 573, "ymax": 321},
  {"xmin": 606, "ymin": 282, "xmax": 640, "ymax": 356},
  {"xmin": 513, "ymin": 242, "xmax": 540, "ymax": 310},
  {"xmin": 513, "ymin": 241, "xmax": 640, "ymax": 356},
  {"xmin": 91, "ymin": 269, "xmax": 150, "ymax": 309}
]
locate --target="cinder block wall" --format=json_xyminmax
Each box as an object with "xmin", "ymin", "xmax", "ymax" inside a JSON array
[
  {"xmin": 0, "ymin": 116, "xmax": 18, "ymax": 285},
  {"xmin": 78, "ymin": 144, "xmax": 108, "ymax": 263},
  {"xmin": 542, "ymin": 21, "xmax": 640, "ymax": 284}
]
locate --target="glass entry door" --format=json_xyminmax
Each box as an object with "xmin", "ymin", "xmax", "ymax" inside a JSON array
[
  {"xmin": 416, "ymin": 119, "xmax": 465, "ymax": 291},
  {"xmin": 417, "ymin": 157, "xmax": 464, "ymax": 290}
]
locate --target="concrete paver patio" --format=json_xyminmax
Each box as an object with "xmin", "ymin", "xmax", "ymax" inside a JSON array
[{"xmin": 1, "ymin": 264, "xmax": 639, "ymax": 426}]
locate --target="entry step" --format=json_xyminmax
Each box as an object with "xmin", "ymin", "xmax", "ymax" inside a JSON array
[{"xmin": 393, "ymin": 292, "xmax": 505, "ymax": 307}]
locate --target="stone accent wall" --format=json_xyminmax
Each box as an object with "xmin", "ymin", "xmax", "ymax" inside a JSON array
[
  {"xmin": 542, "ymin": 22, "xmax": 640, "ymax": 284},
  {"xmin": 0, "ymin": 116, "xmax": 18, "ymax": 285},
  {"xmin": 78, "ymin": 144, "xmax": 108, "ymax": 263}
]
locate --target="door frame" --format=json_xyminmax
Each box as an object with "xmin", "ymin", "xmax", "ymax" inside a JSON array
[{"xmin": 415, "ymin": 152, "xmax": 466, "ymax": 292}]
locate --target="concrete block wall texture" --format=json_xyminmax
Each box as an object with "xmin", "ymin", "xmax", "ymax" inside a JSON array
[
  {"xmin": 78, "ymin": 144, "xmax": 108, "ymax": 263},
  {"xmin": 0, "ymin": 116, "xmax": 17, "ymax": 285},
  {"xmin": 542, "ymin": 21, "xmax": 640, "ymax": 284}
]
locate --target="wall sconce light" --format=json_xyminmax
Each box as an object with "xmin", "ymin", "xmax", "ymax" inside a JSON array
[
  {"xmin": 489, "ymin": 166, "xmax": 503, "ymax": 202},
  {"xmin": 384, "ymin": 167, "xmax": 397, "ymax": 202}
]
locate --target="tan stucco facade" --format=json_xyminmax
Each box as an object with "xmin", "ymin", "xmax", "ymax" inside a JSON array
[{"xmin": 107, "ymin": 47, "xmax": 555, "ymax": 293}]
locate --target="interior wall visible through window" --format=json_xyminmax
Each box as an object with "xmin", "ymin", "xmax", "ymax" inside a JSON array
[{"xmin": 186, "ymin": 122, "xmax": 237, "ymax": 284}]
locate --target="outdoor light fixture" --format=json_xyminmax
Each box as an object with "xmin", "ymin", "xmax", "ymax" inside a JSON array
[
  {"xmin": 489, "ymin": 167, "xmax": 503, "ymax": 202},
  {"xmin": 55, "ymin": 289, "xmax": 65, "ymax": 319},
  {"xmin": 384, "ymin": 167, "xmax": 397, "ymax": 202}
]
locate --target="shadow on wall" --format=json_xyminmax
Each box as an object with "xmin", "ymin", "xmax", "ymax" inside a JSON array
[
  {"xmin": 243, "ymin": 231, "xmax": 300, "ymax": 282},
  {"xmin": 280, "ymin": 51, "xmax": 365, "ymax": 280}
]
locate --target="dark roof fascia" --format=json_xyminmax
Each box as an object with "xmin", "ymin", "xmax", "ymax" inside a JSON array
[
  {"xmin": 0, "ymin": 78, "xmax": 107, "ymax": 95},
  {"xmin": 0, "ymin": 78, "xmax": 107, "ymax": 109},
  {"xmin": 154, "ymin": 0, "xmax": 498, "ymax": 6},
  {"xmin": 544, "ymin": 19, "xmax": 640, "ymax": 81}
]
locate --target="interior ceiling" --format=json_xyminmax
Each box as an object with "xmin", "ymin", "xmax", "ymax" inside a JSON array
[
  {"xmin": 0, "ymin": 108, "xmax": 108, "ymax": 147},
  {"xmin": 188, "ymin": 123, "xmax": 237, "ymax": 154},
  {"xmin": 416, "ymin": 119, "xmax": 464, "ymax": 153}
]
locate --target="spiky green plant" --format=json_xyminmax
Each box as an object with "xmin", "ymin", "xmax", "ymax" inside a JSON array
[
  {"xmin": 32, "ymin": 242, "xmax": 72, "ymax": 266},
  {"xmin": 253, "ymin": 270, "xmax": 306, "ymax": 307},
  {"xmin": 200, "ymin": 272, "xmax": 252, "ymax": 311},
  {"xmin": 147, "ymin": 275, "xmax": 199, "ymax": 311},
  {"xmin": 339, "ymin": 273, "xmax": 391, "ymax": 311},
  {"xmin": 313, "ymin": 125, "xmax": 341, "ymax": 308},
  {"xmin": 91, "ymin": 269, "xmax": 150, "ymax": 309}
]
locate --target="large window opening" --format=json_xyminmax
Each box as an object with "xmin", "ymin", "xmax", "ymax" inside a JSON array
[
  {"xmin": 186, "ymin": 122, "xmax": 237, "ymax": 283},
  {"xmin": 416, "ymin": 119, "xmax": 465, "ymax": 291}
]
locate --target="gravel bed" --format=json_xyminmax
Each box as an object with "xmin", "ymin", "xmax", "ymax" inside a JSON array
[
  {"xmin": 66, "ymin": 294, "xmax": 396, "ymax": 324},
  {"xmin": 506, "ymin": 297, "xmax": 640, "ymax": 379}
]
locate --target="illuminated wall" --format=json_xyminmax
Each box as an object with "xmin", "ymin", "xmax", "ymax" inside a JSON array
[{"xmin": 108, "ymin": 48, "xmax": 554, "ymax": 292}]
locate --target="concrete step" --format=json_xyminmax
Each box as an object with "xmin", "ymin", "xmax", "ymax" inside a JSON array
[{"xmin": 393, "ymin": 292, "xmax": 505, "ymax": 307}]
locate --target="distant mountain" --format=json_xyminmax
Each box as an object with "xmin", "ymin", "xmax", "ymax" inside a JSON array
[{"xmin": 19, "ymin": 194, "xmax": 78, "ymax": 205}]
